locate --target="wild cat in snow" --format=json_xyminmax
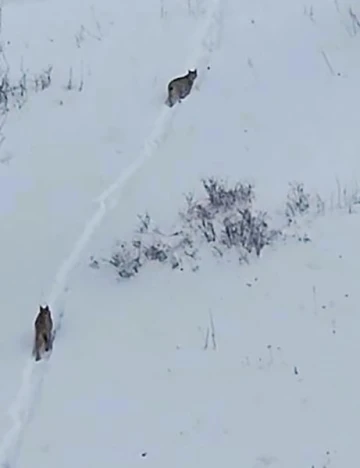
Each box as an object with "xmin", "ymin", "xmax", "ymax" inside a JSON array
[
  {"xmin": 165, "ymin": 69, "xmax": 198, "ymax": 107},
  {"xmin": 33, "ymin": 304, "xmax": 53, "ymax": 361}
]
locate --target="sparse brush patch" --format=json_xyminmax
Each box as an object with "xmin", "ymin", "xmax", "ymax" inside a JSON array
[
  {"xmin": 0, "ymin": 64, "xmax": 53, "ymax": 114},
  {"xmin": 91, "ymin": 178, "xmax": 283, "ymax": 280},
  {"xmin": 285, "ymin": 182, "xmax": 311, "ymax": 224},
  {"xmin": 89, "ymin": 178, "xmax": 360, "ymax": 281}
]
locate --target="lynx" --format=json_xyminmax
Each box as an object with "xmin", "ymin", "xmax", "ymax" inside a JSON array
[
  {"xmin": 166, "ymin": 69, "xmax": 198, "ymax": 107},
  {"xmin": 33, "ymin": 304, "xmax": 53, "ymax": 361}
]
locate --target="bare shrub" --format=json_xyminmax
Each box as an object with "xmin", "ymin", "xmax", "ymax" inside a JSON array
[
  {"xmin": 202, "ymin": 177, "xmax": 254, "ymax": 211},
  {"xmin": 221, "ymin": 209, "xmax": 271, "ymax": 256},
  {"xmin": 180, "ymin": 178, "xmax": 278, "ymax": 258},
  {"xmin": 109, "ymin": 241, "xmax": 141, "ymax": 279},
  {"xmin": 285, "ymin": 182, "xmax": 310, "ymax": 223}
]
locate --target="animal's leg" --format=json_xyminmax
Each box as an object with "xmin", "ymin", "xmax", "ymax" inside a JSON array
[
  {"xmin": 47, "ymin": 333, "xmax": 53, "ymax": 351},
  {"xmin": 35, "ymin": 340, "xmax": 41, "ymax": 361},
  {"xmin": 167, "ymin": 93, "xmax": 175, "ymax": 107},
  {"xmin": 43, "ymin": 332, "xmax": 51, "ymax": 352},
  {"xmin": 34, "ymin": 332, "xmax": 44, "ymax": 361},
  {"xmin": 32, "ymin": 338, "xmax": 37, "ymax": 357}
]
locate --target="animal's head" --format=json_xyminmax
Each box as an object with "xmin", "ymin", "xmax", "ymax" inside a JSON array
[
  {"xmin": 188, "ymin": 69, "xmax": 198, "ymax": 82},
  {"xmin": 40, "ymin": 304, "xmax": 50, "ymax": 315}
]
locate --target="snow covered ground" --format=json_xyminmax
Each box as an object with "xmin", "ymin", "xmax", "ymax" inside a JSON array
[
  {"xmin": 0, "ymin": 0, "xmax": 359, "ymax": 466},
  {"xmin": 15, "ymin": 204, "xmax": 360, "ymax": 468}
]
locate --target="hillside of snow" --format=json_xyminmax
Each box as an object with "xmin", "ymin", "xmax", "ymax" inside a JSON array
[{"xmin": 0, "ymin": 0, "xmax": 360, "ymax": 467}]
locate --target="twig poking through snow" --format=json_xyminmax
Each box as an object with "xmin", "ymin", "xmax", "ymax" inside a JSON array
[
  {"xmin": 66, "ymin": 67, "xmax": 73, "ymax": 90},
  {"xmin": 312, "ymin": 285, "xmax": 317, "ymax": 315},
  {"xmin": 209, "ymin": 310, "xmax": 217, "ymax": 350},
  {"xmin": 267, "ymin": 345, "xmax": 273, "ymax": 366},
  {"xmin": 303, "ymin": 5, "xmax": 315, "ymax": 23},
  {"xmin": 203, "ymin": 326, "xmax": 209, "ymax": 350},
  {"xmin": 349, "ymin": 8, "xmax": 360, "ymax": 36},
  {"xmin": 79, "ymin": 62, "xmax": 84, "ymax": 92},
  {"xmin": 320, "ymin": 50, "xmax": 336, "ymax": 76},
  {"xmin": 203, "ymin": 311, "xmax": 216, "ymax": 350},
  {"xmin": 160, "ymin": 0, "xmax": 166, "ymax": 19},
  {"xmin": 91, "ymin": 5, "xmax": 103, "ymax": 38}
]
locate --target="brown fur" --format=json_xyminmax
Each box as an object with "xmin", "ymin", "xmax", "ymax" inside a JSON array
[
  {"xmin": 33, "ymin": 305, "xmax": 53, "ymax": 361},
  {"xmin": 166, "ymin": 69, "xmax": 198, "ymax": 107}
]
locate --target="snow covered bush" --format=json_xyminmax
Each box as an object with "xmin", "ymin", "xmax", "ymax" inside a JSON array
[{"xmin": 91, "ymin": 178, "xmax": 282, "ymax": 279}]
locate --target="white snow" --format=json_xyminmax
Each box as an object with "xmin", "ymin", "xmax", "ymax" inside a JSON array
[{"xmin": 0, "ymin": 0, "xmax": 359, "ymax": 466}]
